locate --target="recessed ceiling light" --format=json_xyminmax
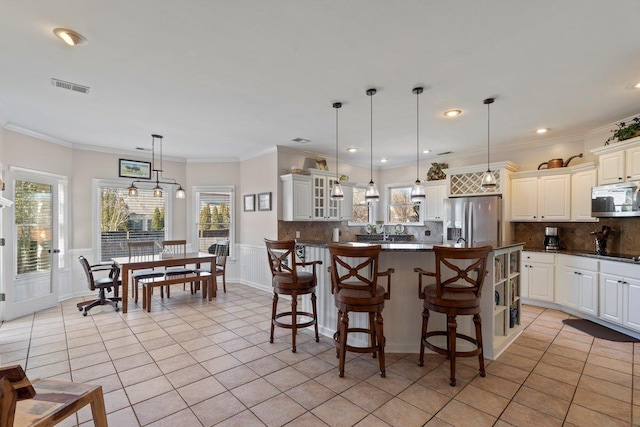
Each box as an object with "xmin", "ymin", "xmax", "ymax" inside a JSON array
[
  {"xmin": 380, "ymin": 158, "xmax": 388, "ymax": 163},
  {"xmin": 422, "ymin": 149, "xmax": 431, "ymax": 154},
  {"xmin": 634, "ymin": 82, "xmax": 640, "ymax": 89},
  {"xmin": 346, "ymin": 147, "xmax": 357, "ymax": 153},
  {"xmin": 536, "ymin": 128, "xmax": 549, "ymax": 134},
  {"xmin": 53, "ymin": 28, "xmax": 87, "ymax": 46},
  {"xmin": 291, "ymin": 137, "xmax": 311, "ymax": 144},
  {"xmin": 443, "ymin": 109, "xmax": 462, "ymax": 117}
]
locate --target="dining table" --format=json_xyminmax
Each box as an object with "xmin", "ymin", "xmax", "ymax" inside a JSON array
[{"xmin": 111, "ymin": 251, "xmax": 216, "ymax": 313}]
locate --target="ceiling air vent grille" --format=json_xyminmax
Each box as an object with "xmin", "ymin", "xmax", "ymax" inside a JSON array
[{"xmin": 51, "ymin": 78, "xmax": 90, "ymax": 94}]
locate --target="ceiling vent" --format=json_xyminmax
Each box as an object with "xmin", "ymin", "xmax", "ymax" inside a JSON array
[
  {"xmin": 292, "ymin": 137, "xmax": 311, "ymax": 144},
  {"xmin": 51, "ymin": 78, "xmax": 90, "ymax": 94}
]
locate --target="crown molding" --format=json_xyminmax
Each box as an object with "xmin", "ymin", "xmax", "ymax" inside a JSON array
[{"xmin": 4, "ymin": 123, "xmax": 73, "ymax": 147}]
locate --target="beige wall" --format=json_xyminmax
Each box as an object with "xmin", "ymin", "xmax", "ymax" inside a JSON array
[{"xmin": 240, "ymin": 150, "xmax": 278, "ymax": 245}]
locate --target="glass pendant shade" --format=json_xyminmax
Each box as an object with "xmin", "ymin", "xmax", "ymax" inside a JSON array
[
  {"xmin": 127, "ymin": 183, "xmax": 138, "ymax": 197},
  {"xmin": 153, "ymin": 185, "xmax": 163, "ymax": 198},
  {"xmin": 330, "ymin": 182, "xmax": 344, "ymax": 200},
  {"xmin": 176, "ymin": 186, "xmax": 186, "ymax": 199},
  {"xmin": 365, "ymin": 180, "xmax": 380, "ymax": 202},
  {"xmin": 481, "ymin": 170, "xmax": 497, "ymax": 188},
  {"xmin": 411, "ymin": 179, "xmax": 426, "ymax": 201}
]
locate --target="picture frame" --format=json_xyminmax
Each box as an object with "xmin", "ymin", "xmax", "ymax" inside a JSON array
[
  {"xmin": 119, "ymin": 159, "xmax": 151, "ymax": 179},
  {"xmin": 258, "ymin": 192, "xmax": 272, "ymax": 211},
  {"xmin": 243, "ymin": 194, "xmax": 255, "ymax": 212}
]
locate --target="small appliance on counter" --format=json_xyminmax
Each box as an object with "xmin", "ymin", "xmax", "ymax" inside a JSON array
[{"xmin": 543, "ymin": 227, "xmax": 560, "ymax": 250}]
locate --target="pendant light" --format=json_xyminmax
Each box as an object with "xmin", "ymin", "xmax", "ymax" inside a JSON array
[
  {"xmin": 330, "ymin": 102, "xmax": 344, "ymax": 200},
  {"xmin": 410, "ymin": 87, "xmax": 426, "ymax": 202},
  {"xmin": 128, "ymin": 134, "xmax": 186, "ymax": 199},
  {"xmin": 481, "ymin": 98, "xmax": 497, "ymax": 188},
  {"xmin": 364, "ymin": 88, "xmax": 380, "ymax": 203}
]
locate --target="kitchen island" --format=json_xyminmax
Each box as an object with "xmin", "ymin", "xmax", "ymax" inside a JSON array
[{"xmin": 297, "ymin": 240, "xmax": 524, "ymax": 359}]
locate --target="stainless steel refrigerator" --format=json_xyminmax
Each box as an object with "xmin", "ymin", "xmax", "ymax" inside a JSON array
[{"xmin": 443, "ymin": 195, "xmax": 502, "ymax": 245}]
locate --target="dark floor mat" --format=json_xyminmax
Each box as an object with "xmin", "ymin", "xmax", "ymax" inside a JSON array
[{"xmin": 562, "ymin": 318, "xmax": 640, "ymax": 343}]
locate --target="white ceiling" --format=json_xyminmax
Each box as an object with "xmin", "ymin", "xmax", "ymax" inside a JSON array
[{"xmin": 1, "ymin": 1, "xmax": 640, "ymax": 168}]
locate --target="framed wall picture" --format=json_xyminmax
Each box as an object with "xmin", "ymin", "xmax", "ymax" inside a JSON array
[
  {"xmin": 119, "ymin": 159, "xmax": 152, "ymax": 179},
  {"xmin": 244, "ymin": 194, "xmax": 255, "ymax": 212},
  {"xmin": 258, "ymin": 192, "xmax": 272, "ymax": 211}
]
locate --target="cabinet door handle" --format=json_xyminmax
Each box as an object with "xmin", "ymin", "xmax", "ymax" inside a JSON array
[
  {"xmin": 533, "ymin": 216, "xmax": 537, "ymax": 219},
  {"xmin": 619, "ymin": 177, "xmax": 623, "ymax": 180},
  {"xmin": 627, "ymin": 176, "xmax": 632, "ymax": 179}
]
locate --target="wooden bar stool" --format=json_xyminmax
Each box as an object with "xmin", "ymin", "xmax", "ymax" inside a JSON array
[
  {"xmin": 415, "ymin": 245, "xmax": 491, "ymax": 386},
  {"xmin": 265, "ymin": 239, "xmax": 322, "ymax": 353},
  {"xmin": 328, "ymin": 243, "xmax": 394, "ymax": 378}
]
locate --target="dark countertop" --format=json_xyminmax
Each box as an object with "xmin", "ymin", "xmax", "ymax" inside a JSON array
[
  {"xmin": 523, "ymin": 246, "xmax": 640, "ymax": 264},
  {"xmin": 296, "ymin": 240, "xmax": 525, "ymax": 252}
]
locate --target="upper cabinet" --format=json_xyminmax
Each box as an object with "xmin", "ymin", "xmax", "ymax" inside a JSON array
[
  {"xmin": 424, "ymin": 182, "xmax": 446, "ymax": 221},
  {"xmin": 592, "ymin": 137, "xmax": 640, "ymax": 184},
  {"xmin": 510, "ymin": 163, "xmax": 597, "ymax": 222},
  {"xmin": 281, "ymin": 170, "xmax": 355, "ymax": 222},
  {"xmin": 511, "ymin": 174, "xmax": 570, "ymax": 221}
]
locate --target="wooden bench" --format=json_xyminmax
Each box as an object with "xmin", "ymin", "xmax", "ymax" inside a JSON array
[
  {"xmin": 0, "ymin": 365, "xmax": 107, "ymax": 427},
  {"xmin": 141, "ymin": 271, "xmax": 215, "ymax": 312}
]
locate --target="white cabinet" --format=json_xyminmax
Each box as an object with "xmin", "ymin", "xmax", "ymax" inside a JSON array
[
  {"xmin": 555, "ymin": 255, "xmax": 598, "ymax": 316},
  {"xmin": 521, "ymin": 252, "xmax": 554, "ymax": 302},
  {"xmin": 511, "ymin": 174, "xmax": 570, "ymax": 221},
  {"xmin": 600, "ymin": 273, "xmax": 623, "ymax": 324},
  {"xmin": 424, "ymin": 183, "xmax": 446, "ymax": 221},
  {"xmin": 596, "ymin": 142, "xmax": 640, "ymax": 184},
  {"xmin": 571, "ymin": 168, "xmax": 597, "ymax": 221},
  {"xmin": 280, "ymin": 174, "xmax": 312, "ymax": 221},
  {"xmin": 311, "ymin": 174, "xmax": 340, "ymax": 220},
  {"xmin": 600, "ymin": 261, "xmax": 640, "ymax": 332}
]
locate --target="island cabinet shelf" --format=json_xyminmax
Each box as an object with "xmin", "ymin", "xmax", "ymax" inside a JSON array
[{"xmin": 296, "ymin": 242, "xmax": 524, "ymax": 360}]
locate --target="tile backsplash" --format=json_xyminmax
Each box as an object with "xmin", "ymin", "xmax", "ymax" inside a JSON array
[
  {"xmin": 278, "ymin": 221, "xmax": 444, "ymax": 244},
  {"xmin": 513, "ymin": 217, "xmax": 640, "ymax": 255}
]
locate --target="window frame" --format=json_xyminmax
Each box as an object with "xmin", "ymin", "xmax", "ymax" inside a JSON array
[
  {"xmin": 192, "ymin": 185, "xmax": 235, "ymax": 259},
  {"xmin": 93, "ymin": 178, "xmax": 173, "ymax": 261},
  {"xmin": 385, "ymin": 182, "xmax": 424, "ymax": 225},
  {"xmin": 348, "ymin": 185, "xmax": 374, "ymax": 226}
]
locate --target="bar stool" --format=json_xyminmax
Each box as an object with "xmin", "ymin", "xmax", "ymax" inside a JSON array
[
  {"xmin": 328, "ymin": 243, "xmax": 394, "ymax": 378},
  {"xmin": 264, "ymin": 239, "xmax": 322, "ymax": 353},
  {"xmin": 414, "ymin": 245, "xmax": 491, "ymax": 386}
]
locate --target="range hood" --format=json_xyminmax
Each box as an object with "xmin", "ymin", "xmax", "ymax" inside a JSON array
[{"xmin": 0, "ymin": 196, "xmax": 13, "ymax": 208}]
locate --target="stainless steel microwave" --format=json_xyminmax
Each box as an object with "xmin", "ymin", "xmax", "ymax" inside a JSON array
[{"xmin": 591, "ymin": 182, "xmax": 640, "ymax": 217}]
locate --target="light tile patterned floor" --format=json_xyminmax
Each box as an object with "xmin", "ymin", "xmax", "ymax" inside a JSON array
[{"xmin": 1, "ymin": 283, "xmax": 639, "ymax": 426}]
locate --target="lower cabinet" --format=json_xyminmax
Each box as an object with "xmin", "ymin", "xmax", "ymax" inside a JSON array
[
  {"xmin": 521, "ymin": 252, "xmax": 554, "ymax": 302},
  {"xmin": 555, "ymin": 255, "xmax": 598, "ymax": 317},
  {"xmin": 600, "ymin": 261, "xmax": 640, "ymax": 332}
]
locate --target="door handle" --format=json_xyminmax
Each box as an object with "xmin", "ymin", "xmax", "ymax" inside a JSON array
[{"xmin": 49, "ymin": 249, "xmax": 61, "ymax": 254}]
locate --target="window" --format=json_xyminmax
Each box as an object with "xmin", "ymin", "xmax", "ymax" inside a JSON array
[
  {"xmin": 98, "ymin": 184, "xmax": 167, "ymax": 261},
  {"xmin": 15, "ymin": 180, "xmax": 53, "ymax": 275},
  {"xmin": 349, "ymin": 186, "xmax": 372, "ymax": 225},
  {"xmin": 388, "ymin": 185, "xmax": 422, "ymax": 224},
  {"xmin": 194, "ymin": 187, "xmax": 234, "ymax": 256}
]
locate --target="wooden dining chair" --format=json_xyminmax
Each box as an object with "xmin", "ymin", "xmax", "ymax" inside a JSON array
[
  {"xmin": 162, "ymin": 239, "xmax": 196, "ymax": 295},
  {"xmin": 128, "ymin": 240, "xmax": 165, "ymax": 303}
]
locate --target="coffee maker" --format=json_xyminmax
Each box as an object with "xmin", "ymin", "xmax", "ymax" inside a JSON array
[{"xmin": 544, "ymin": 227, "xmax": 560, "ymax": 250}]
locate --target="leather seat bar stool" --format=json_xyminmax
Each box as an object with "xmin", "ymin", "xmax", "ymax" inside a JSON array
[
  {"xmin": 415, "ymin": 245, "xmax": 491, "ymax": 386},
  {"xmin": 328, "ymin": 243, "xmax": 394, "ymax": 378},
  {"xmin": 265, "ymin": 238, "xmax": 322, "ymax": 353}
]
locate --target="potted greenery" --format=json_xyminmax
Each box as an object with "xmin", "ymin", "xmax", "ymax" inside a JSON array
[{"xmin": 605, "ymin": 115, "xmax": 640, "ymax": 145}]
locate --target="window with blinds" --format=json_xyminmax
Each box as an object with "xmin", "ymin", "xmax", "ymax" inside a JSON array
[
  {"xmin": 100, "ymin": 186, "xmax": 166, "ymax": 261},
  {"xmin": 196, "ymin": 191, "xmax": 232, "ymax": 254},
  {"xmin": 15, "ymin": 180, "xmax": 53, "ymax": 275}
]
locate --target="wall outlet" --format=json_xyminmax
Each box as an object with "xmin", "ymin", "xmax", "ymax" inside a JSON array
[
  {"xmin": 424, "ymin": 230, "xmax": 431, "ymax": 236},
  {"xmin": 295, "ymin": 231, "xmax": 300, "ymax": 239}
]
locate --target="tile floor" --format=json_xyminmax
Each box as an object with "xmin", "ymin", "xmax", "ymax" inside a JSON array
[{"xmin": 1, "ymin": 283, "xmax": 639, "ymax": 426}]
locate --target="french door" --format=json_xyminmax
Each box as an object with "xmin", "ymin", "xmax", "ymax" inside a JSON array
[{"xmin": 2, "ymin": 169, "xmax": 67, "ymax": 320}]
